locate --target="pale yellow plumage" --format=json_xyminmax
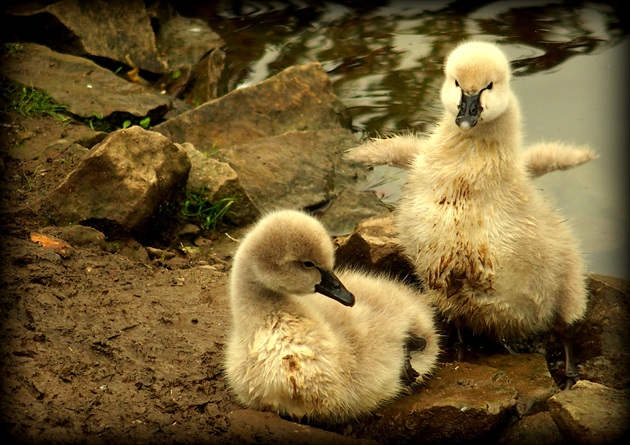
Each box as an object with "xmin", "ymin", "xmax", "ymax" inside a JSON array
[
  {"xmin": 224, "ymin": 209, "xmax": 440, "ymax": 423},
  {"xmin": 347, "ymin": 41, "xmax": 590, "ymax": 386}
]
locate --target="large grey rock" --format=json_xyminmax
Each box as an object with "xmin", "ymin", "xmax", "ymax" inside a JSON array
[
  {"xmin": 3, "ymin": 0, "xmax": 166, "ymax": 73},
  {"xmin": 215, "ymin": 128, "xmax": 354, "ymax": 210},
  {"xmin": 153, "ymin": 62, "xmax": 352, "ymax": 151},
  {"xmin": 548, "ymin": 380, "xmax": 630, "ymax": 444},
  {"xmin": 319, "ymin": 186, "xmax": 390, "ymax": 237},
  {"xmin": 0, "ymin": 43, "xmax": 170, "ymax": 119},
  {"xmin": 214, "ymin": 127, "xmax": 385, "ymax": 235},
  {"xmin": 44, "ymin": 126, "xmax": 190, "ymax": 237}
]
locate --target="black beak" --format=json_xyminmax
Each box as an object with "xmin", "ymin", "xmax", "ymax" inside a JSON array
[
  {"xmin": 314, "ymin": 268, "xmax": 355, "ymax": 307},
  {"xmin": 455, "ymin": 92, "xmax": 482, "ymax": 130}
]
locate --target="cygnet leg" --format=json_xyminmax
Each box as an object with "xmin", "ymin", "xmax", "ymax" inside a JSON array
[{"xmin": 554, "ymin": 321, "xmax": 580, "ymax": 390}]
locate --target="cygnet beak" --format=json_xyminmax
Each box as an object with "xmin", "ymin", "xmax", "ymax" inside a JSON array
[
  {"xmin": 314, "ymin": 268, "xmax": 355, "ymax": 307},
  {"xmin": 456, "ymin": 92, "xmax": 481, "ymax": 131}
]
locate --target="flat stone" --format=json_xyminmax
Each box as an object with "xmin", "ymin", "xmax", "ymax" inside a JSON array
[
  {"xmin": 0, "ymin": 43, "xmax": 170, "ymax": 118},
  {"xmin": 548, "ymin": 380, "xmax": 630, "ymax": 445},
  {"xmin": 477, "ymin": 353, "xmax": 559, "ymax": 416},
  {"xmin": 497, "ymin": 411, "xmax": 567, "ymax": 445},
  {"xmin": 352, "ymin": 361, "xmax": 518, "ymax": 444},
  {"xmin": 153, "ymin": 62, "xmax": 352, "ymax": 151},
  {"xmin": 4, "ymin": 0, "xmax": 166, "ymax": 73}
]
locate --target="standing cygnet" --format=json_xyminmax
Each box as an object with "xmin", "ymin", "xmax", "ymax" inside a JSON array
[
  {"xmin": 348, "ymin": 40, "xmax": 590, "ymax": 388},
  {"xmin": 224, "ymin": 209, "xmax": 440, "ymax": 424}
]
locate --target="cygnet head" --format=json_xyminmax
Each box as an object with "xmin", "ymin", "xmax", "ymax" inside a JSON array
[
  {"xmin": 236, "ymin": 210, "xmax": 355, "ymax": 306},
  {"xmin": 441, "ymin": 41, "xmax": 513, "ymax": 131}
]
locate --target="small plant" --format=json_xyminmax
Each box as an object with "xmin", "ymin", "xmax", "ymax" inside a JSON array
[
  {"xmin": 20, "ymin": 165, "xmax": 43, "ymax": 191},
  {"xmin": 204, "ymin": 143, "xmax": 220, "ymax": 157},
  {"xmin": 122, "ymin": 116, "xmax": 150, "ymax": 130},
  {"xmin": 87, "ymin": 112, "xmax": 104, "ymax": 131},
  {"xmin": 1, "ymin": 82, "xmax": 70, "ymax": 122},
  {"xmin": 181, "ymin": 190, "xmax": 236, "ymax": 230}
]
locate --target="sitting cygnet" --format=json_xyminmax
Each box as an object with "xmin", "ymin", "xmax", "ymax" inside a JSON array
[
  {"xmin": 224, "ymin": 209, "xmax": 440, "ymax": 423},
  {"xmin": 346, "ymin": 40, "xmax": 591, "ymax": 388}
]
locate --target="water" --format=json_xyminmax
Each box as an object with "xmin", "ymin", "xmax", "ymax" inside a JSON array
[{"xmin": 203, "ymin": 0, "xmax": 628, "ymax": 279}]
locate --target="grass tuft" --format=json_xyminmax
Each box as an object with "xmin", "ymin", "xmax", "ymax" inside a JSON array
[
  {"xmin": 1, "ymin": 82, "xmax": 70, "ymax": 122},
  {"xmin": 180, "ymin": 190, "xmax": 236, "ymax": 230}
]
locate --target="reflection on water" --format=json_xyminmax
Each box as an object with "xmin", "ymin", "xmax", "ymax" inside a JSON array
[{"xmin": 195, "ymin": 0, "xmax": 628, "ymax": 278}]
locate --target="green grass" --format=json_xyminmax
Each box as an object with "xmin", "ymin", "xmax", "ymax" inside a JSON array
[
  {"xmin": 1, "ymin": 82, "xmax": 70, "ymax": 122},
  {"xmin": 0, "ymin": 80, "xmax": 153, "ymax": 132},
  {"xmin": 180, "ymin": 190, "xmax": 236, "ymax": 230}
]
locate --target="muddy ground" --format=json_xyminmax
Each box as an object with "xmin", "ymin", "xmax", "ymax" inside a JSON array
[{"xmin": 0, "ymin": 112, "xmax": 293, "ymax": 444}]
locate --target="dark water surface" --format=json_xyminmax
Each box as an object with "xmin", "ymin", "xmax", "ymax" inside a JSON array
[{"xmin": 187, "ymin": 1, "xmax": 628, "ymax": 278}]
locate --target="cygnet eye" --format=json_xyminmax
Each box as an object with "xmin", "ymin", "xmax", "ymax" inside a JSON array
[
  {"xmin": 302, "ymin": 261, "xmax": 316, "ymax": 269},
  {"xmin": 486, "ymin": 82, "xmax": 493, "ymax": 90}
]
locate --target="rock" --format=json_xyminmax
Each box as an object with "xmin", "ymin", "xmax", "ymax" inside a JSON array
[
  {"xmin": 476, "ymin": 354, "xmax": 559, "ymax": 417},
  {"xmin": 319, "ymin": 186, "xmax": 391, "ymax": 237},
  {"xmin": 215, "ymin": 128, "xmax": 385, "ymax": 234},
  {"xmin": 578, "ymin": 354, "xmax": 630, "ymax": 392},
  {"xmin": 155, "ymin": 15, "xmax": 226, "ymax": 105},
  {"xmin": 497, "ymin": 411, "xmax": 567, "ymax": 445},
  {"xmin": 548, "ymin": 380, "xmax": 630, "ymax": 444},
  {"xmin": 43, "ymin": 126, "xmax": 190, "ymax": 239},
  {"xmin": 179, "ymin": 142, "xmax": 259, "ymax": 226},
  {"xmin": 225, "ymin": 409, "xmax": 379, "ymax": 445},
  {"xmin": 43, "ymin": 140, "xmax": 90, "ymax": 162},
  {"xmin": 2, "ymin": 116, "xmax": 105, "ymax": 163},
  {"xmin": 571, "ymin": 274, "xmax": 630, "ymax": 390},
  {"xmin": 145, "ymin": 246, "xmax": 176, "ymax": 260},
  {"xmin": 214, "ymin": 127, "xmax": 347, "ymax": 203},
  {"xmin": 334, "ymin": 212, "xmax": 414, "ymax": 279},
  {"xmin": 2, "ymin": 0, "xmax": 166, "ymax": 73},
  {"xmin": 352, "ymin": 361, "xmax": 518, "ymax": 444},
  {"xmin": 106, "ymin": 238, "xmax": 150, "ymax": 263},
  {"xmin": 155, "ymin": 15, "xmax": 224, "ymax": 71},
  {"xmin": 153, "ymin": 62, "xmax": 352, "ymax": 151},
  {"xmin": 180, "ymin": 48, "xmax": 226, "ymax": 105},
  {"xmin": 0, "ymin": 43, "xmax": 170, "ymax": 119},
  {"xmin": 6, "ymin": 139, "xmax": 88, "ymax": 165},
  {"xmin": 39, "ymin": 225, "xmax": 107, "ymax": 251}
]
